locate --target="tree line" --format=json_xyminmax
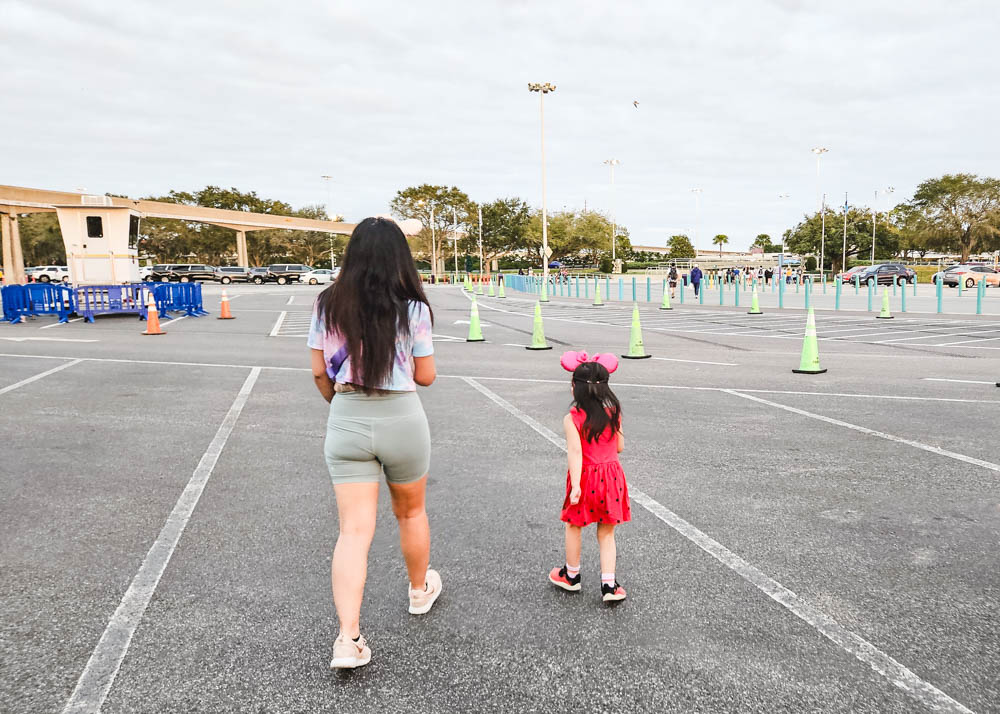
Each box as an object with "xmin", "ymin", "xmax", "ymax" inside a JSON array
[{"xmin": 15, "ymin": 174, "xmax": 999, "ymax": 270}]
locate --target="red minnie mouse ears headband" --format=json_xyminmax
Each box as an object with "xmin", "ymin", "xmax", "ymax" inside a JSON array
[{"xmin": 560, "ymin": 350, "xmax": 619, "ymax": 376}]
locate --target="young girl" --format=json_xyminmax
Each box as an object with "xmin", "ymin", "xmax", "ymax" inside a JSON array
[{"xmin": 548, "ymin": 351, "xmax": 630, "ymax": 602}]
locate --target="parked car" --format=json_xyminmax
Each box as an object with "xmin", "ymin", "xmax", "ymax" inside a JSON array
[
  {"xmin": 299, "ymin": 268, "xmax": 335, "ymax": 285},
  {"xmin": 267, "ymin": 263, "xmax": 312, "ymax": 285},
  {"xmin": 214, "ymin": 266, "xmax": 251, "ymax": 284},
  {"xmin": 168, "ymin": 264, "xmax": 216, "ymax": 282},
  {"xmin": 29, "ymin": 265, "xmax": 70, "ymax": 283},
  {"xmin": 139, "ymin": 266, "xmax": 154, "ymax": 281},
  {"xmin": 930, "ymin": 264, "xmax": 968, "ymax": 285},
  {"xmin": 856, "ymin": 263, "xmax": 916, "ymax": 287},
  {"xmin": 943, "ymin": 265, "xmax": 1000, "ymax": 288},
  {"xmin": 249, "ymin": 267, "xmax": 271, "ymax": 284},
  {"xmin": 150, "ymin": 264, "xmax": 178, "ymax": 281},
  {"xmin": 837, "ymin": 266, "xmax": 868, "ymax": 283}
]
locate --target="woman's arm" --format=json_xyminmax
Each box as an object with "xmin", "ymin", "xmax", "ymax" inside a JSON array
[
  {"xmin": 564, "ymin": 414, "xmax": 583, "ymax": 504},
  {"xmin": 617, "ymin": 428, "xmax": 625, "ymax": 453},
  {"xmin": 310, "ymin": 348, "xmax": 335, "ymax": 402},
  {"xmin": 413, "ymin": 355, "xmax": 436, "ymax": 386}
]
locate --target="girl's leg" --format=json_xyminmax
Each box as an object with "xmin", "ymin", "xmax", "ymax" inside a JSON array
[
  {"xmin": 596, "ymin": 523, "xmax": 617, "ymax": 575},
  {"xmin": 332, "ymin": 482, "xmax": 380, "ymax": 639},
  {"xmin": 387, "ymin": 475, "xmax": 430, "ymax": 590},
  {"xmin": 564, "ymin": 523, "xmax": 583, "ymax": 568}
]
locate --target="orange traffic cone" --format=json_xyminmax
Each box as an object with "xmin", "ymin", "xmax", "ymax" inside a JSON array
[
  {"xmin": 142, "ymin": 290, "xmax": 166, "ymax": 336},
  {"xmin": 218, "ymin": 288, "xmax": 235, "ymax": 320}
]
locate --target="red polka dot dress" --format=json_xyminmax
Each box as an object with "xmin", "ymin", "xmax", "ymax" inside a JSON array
[{"xmin": 561, "ymin": 407, "xmax": 631, "ymax": 527}]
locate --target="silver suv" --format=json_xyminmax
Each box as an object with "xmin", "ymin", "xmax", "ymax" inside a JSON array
[{"xmin": 214, "ymin": 266, "xmax": 251, "ymax": 284}]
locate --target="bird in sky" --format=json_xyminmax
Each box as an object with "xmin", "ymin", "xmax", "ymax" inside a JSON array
[{"xmin": 633, "ymin": 100, "xmax": 639, "ymax": 108}]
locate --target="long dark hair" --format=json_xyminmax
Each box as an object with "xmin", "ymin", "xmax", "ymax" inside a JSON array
[
  {"xmin": 316, "ymin": 217, "xmax": 432, "ymax": 395},
  {"xmin": 570, "ymin": 362, "xmax": 621, "ymax": 443}
]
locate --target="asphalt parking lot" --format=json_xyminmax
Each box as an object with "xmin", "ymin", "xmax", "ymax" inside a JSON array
[{"xmin": 2, "ymin": 282, "xmax": 998, "ymax": 713}]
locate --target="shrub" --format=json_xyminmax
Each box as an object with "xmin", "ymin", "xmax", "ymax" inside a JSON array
[
  {"xmin": 599, "ymin": 256, "xmax": 613, "ymax": 273},
  {"xmin": 805, "ymin": 256, "xmax": 817, "ymax": 271}
]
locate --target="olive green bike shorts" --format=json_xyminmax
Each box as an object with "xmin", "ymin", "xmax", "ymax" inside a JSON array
[{"xmin": 324, "ymin": 391, "xmax": 431, "ymax": 485}]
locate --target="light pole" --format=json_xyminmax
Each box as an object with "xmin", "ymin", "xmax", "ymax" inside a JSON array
[
  {"xmin": 320, "ymin": 175, "xmax": 335, "ymax": 268},
  {"xmin": 528, "ymin": 82, "xmax": 556, "ymax": 300},
  {"xmin": 871, "ymin": 189, "xmax": 878, "ymax": 264},
  {"xmin": 690, "ymin": 188, "xmax": 703, "ymax": 251},
  {"xmin": 883, "ymin": 186, "xmax": 895, "ymax": 228},
  {"xmin": 820, "ymin": 193, "xmax": 826, "ymax": 279},
  {"xmin": 778, "ymin": 192, "xmax": 790, "ymax": 269},
  {"xmin": 478, "ymin": 204, "xmax": 484, "ymax": 280},
  {"xmin": 811, "ymin": 147, "xmax": 828, "ymax": 213},
  {"xmin": 452, "ymin": 207, "xmax": 459, "ymax": 276},
  {"xmin": 417, "ymin": 200, "xmax": 436, "ymax": 278},
  {"xmin": 604, "ymin": 159, "xmax": 620, "ymax": 265}
]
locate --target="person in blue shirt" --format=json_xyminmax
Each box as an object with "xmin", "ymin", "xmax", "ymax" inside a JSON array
[{"xmin": 690, "ymin": 264, "xmax": 703, "ymax": 296}]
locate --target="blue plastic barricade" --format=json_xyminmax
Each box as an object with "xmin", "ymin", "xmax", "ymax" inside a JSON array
[
  {"xmin": 76, "ymin": 284, "xmax": 150, "ymax": 322},
  {"xmin": 1, "ymin": 285, "xmax": 29, "ymax": 324},
  {"xmin": 25, "ymin": 283, "xmax": 76, "ymax": 323}
]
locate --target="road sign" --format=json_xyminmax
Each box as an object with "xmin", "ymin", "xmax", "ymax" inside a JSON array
[{"xmin": 539, "ymin": 246, "xmax": 553, "ymax": 259}]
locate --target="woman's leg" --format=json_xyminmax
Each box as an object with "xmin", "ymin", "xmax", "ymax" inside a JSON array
[
  {"xmin": 332, "ymin": 482, "xmax": 380, "ymax": 639},
  {"xmin": 388, "ymin": 475, "xmax": 430, "ymax": 591},
  {"xmin": 564, "ymin": 523, "xmax": 582, "ymax": 568},
  {"xmin": 596, "ymin": 523, "xmax": 617, "ymax": 575}
]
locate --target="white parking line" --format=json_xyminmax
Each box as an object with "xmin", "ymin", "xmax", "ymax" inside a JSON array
[
  {"xmin": 269, "ymin": 311, "xmax": 287, "ymax": 337},
  {"xmin": 62, "ymin": 368, "xmax": 261, "ymax": 714},
  {"xmin": 0, "ymin": 359, "xmax": 83, "ymax": 396},
  {"xmin": 652, "ymin": 357, "xmax": 737, "ymax": 366},
  {"xmin": 286, "ymin": 295, "xmax": 294, "ymax": 305},
  {"xmin": 0, "ymin": 337, "xmax": 98, "ymax": 343},
  {"xmin": 39, "ymin": 317, "xmax": 85, "ymax": 329},
  {"xmin": 461, "ymin": 376, "xmax": 974, "ymax": 714},
  {"xmin": 923, "ymin": 378, "xmax": 996, "ymax": 385},
  {"xmin": 724, "ymin": 390, "xmax": 1000, "ymax": 474},
  {"xmin": 933, "ymin": 335, "xmax": 1000, "ymax": 347}
]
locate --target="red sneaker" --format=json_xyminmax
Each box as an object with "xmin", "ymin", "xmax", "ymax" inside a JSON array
[
  {"xmin": 601, "ymin": 581, "xmax": 627, "ymax": 602},
  {"xmin": 548, "ymin": 565, "xmax": 581, "ymax": 592}
]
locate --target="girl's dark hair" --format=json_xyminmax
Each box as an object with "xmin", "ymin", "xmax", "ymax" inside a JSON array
[
  {"xmin": 316, "ymin": 217, "xmax": 432, "ymax": 395},
  {"xmin": 570, "ymin": 361, "xmax": 621, "ymax": 443}
]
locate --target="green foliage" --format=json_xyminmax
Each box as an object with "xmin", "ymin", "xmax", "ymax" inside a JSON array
[
  {"xmin": 18, "ymin": 213, "xmax": 65, "ymax": 264},
  {"xmin": 389, "ymin": 184, "xmax": 474, "ymax": 264},
  {"xmin": 905, "ymin": 174, "xmax": 1000, "ymax": 262},
  {"xmin": 712, "ymin": 234, "xmax": 729, "ymax": 255},
  {"xmin": 471, "ymin": 197, "xmax": 533, "ymax": 264},
  {"xmin": 526, "ymin": 210, "xmax": 620, "ymax": 264},
  {"xmin": 751, "ymin": 233, "xmax": 782, "ymax": 252},
  {"xmin": 599, "ymin": 255, "xmax": 613, "ymax": 273},
  {"xmin": 667, "ymin": 234, "xmax": 696, "ymax": 259},
  {"xmin": 785, "ymin": 206, "xmax": 897, "ymax": 273},
  {"xmin": 805, "ymin": 256, "xmax": 817, "ymax": 271}
]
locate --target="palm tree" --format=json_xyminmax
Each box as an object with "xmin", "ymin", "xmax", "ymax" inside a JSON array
[{"xmin": 713, "ymin": 234, "xmax": 729, "ymax": 257}]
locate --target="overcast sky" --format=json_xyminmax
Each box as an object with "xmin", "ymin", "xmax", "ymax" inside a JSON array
[{"xmin": 3, "ymin": 0, "xmax": 998, "ymax": 250}]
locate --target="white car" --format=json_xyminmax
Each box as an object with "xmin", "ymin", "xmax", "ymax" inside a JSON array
[
  {"xmin": 30, "ymin": 265, "xmax": 70, "ymax": 283},
  {"xmin": 139, "ymin": 266, "xmax": 154, "ymax": 281},
  {"xmin": 300, "ymin": 269, "xmax": 335, "ymax": 285}
]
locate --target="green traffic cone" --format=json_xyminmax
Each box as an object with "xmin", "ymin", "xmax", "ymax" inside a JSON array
[
  {"xmin": 476, "ymin": 278, "xmax": 484, "ymax": 295},
  {"xmin": 593, "ymin": 282, "xmax": 604, "ymax": 306},
  {"xmin": 498, "ymin": 278, "xmax": 506, "ymax": 298},
  {"xmin": 525, "ymin": 301, "xmax": 552, "ymax": 350},
  {"xmin": 464, "ymin": 275, "xmax": 471, "ymax": 291},
  {"xmin": 467, "ymin": 295, "xmax": 485, "ymax": 342},
  {"xmin": 792, "ymin": 307, "xmax": 826, "ymax": 374},
  {"xmin": 487, "ymin": 278, "xmax": 496, "ymax": 297},
  {"xmin": 748, "ymin": 286, "xmax": 762, "ymax": 315},
  {"xmin": 876, "ymin": 287, "xmax": 893, "ymax": 319},
  {"xmin": 660, "ymin": 288, "xmax": 672, "ymax": 311},
  {"xmin": 622, "ymin": 303, "xmax": 651, "ymax": 359}
]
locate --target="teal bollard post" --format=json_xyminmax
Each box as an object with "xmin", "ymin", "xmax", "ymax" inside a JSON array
[
  {"xmin": 977, "ymin": 278, "xmax": 985, "ymax": 315},
  {"xmin": 893, "ymin": 275, "xmax": 897, "ymax": 297},
  {"xmin": 618, "ymin": 278, "xmax": 623, "ymax": 301},
  {"xmin": 913, "ymin": 276, "xmax": 917, "ymax": 297},
  {"xmin": 680, "ymin": 277, "xmax": 685, "ymax": 304},
  {"xmin": 699, "ymin": 280, "xmax": 704, "ymax": 304},
  {"xmin": 575, "ymin": 274, "xmax": 579, "ymax": 297},
  {"xmin": 632, "ymin": 277, "xmax": 636, "ymax": 301},
  {"xmin": 804, "ymin": 277, "xmax": 811, "ymax": 310},
  {"xmin": 867, "ymin": 280, "xmax": 873, "ymax": 312},
  {"xmin": 835, "ymin": 277, "xmax": 841, "ymax": 310},
  {"xmin": 605, "ymin": 276, "xmax": 610, "ymax": 300},
  {"xmin": 735, "ymin": 280, "xmax": 740, "ymax": 307},
  {"xmin": 719, "ymin": 278, "xmax": 724, "ymax": 305},
  {"xmin": 662, "ymin": 279, "xmax": 667, "ymax": 303},
  {"xmin": 796, "ymin": 277, "xmax": 800, "ymax": 293},
  {"xmin": 584, "ymin": 277, "xmax": 589, "ymax": 299},
  {"xmin": 822, "ymin": 273, "xmax": 827, "ymax": 294},
  {"xmin": 855, "ymin": 275, "xmax": 860, "ymax": 294},
  {"xmin": 646, "ymin": 277, "xmax": 651, "ymax": 302},
  {"xmin": 958, "ymin": 278, "xmax": 963, "ymax": 298},
  {"xmin": 901, "ymin": 279, "xmax": 907, "ymax": 312},
  {"xmin": 779, "ymin": 277, "xmax": 784, "ymax": 309},
  {"xmin": 936, "ymin": 275, "xmax": 943, "ymax": 314}
]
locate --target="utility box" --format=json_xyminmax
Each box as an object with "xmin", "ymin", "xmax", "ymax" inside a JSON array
[{"xmin": 54, "ymin": 195, "xmax": 141, "ymax": 284}]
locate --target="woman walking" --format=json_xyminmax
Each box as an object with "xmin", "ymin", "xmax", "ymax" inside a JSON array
[{"xmin": 308, "ymin": 217, "xmax": 441, "ymax": 670}]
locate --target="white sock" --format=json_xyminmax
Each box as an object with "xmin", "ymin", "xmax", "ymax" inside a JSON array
[
  {"xmin": 601, "ymin": 573, "xmax": 616, "ymax": 587},
  {"xmin": 566, "ymin": 563, "xmax": 580, "ymax": 578}
]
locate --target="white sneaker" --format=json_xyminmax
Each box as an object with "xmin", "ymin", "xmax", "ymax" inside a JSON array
[
  {"xmin": 408, "ymin": 568, "xmax": 443, "ymax": 615},
  {"xmin": 330, "ymin": 633, "xmax": 371, "ymax": 669}
]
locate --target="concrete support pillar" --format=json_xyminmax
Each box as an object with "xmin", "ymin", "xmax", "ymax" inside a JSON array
[
  {"xmin": 1, "ymin": 212, "xmax": 14, "ymax": 284},
  {"xmin": 236, "ymin": 230, "xmax": 248, "ymax": 267},
  {"xmin": 10, "ymin": 212, "xmax": 26, "ymax": 284}
]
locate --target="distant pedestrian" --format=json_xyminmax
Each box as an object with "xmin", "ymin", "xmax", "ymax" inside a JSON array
[
  {"xmin": 668, "ymin": 264, "xmax": 678, "ymax": 298},
  {"xmin": 690, "ymin": 264, "xmax": 703, "ymax": 296},
  {"xmin": 309, "ymin": 217, "xmax": 441, "ymax": 670},
  {"xmin": 548, "ymin": 351, "xmax": 630, "ymax": 603},
  {"xmin": 518, "ymin": 267, "xmax": 525, "ymax": 276}
]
